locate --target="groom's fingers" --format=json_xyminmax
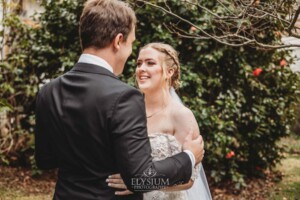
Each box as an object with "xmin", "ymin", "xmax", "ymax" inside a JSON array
[
  {"xmin": 184, "ymin": 130, "xmax": 193, "ymax": 142},
  {"xmin": 195, "ymin": 135, "xmax": 204, "ymax": 163},
  {"xmin": 197, "ymin": 135, "xmax": 204, "ymax": 147}
]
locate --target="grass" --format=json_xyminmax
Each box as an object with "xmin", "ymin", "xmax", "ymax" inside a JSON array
[
  {"xmin": 0, "ymin": 188, "xmax": 52, "ymax": 200},
  {"xmin": 268, "ymin": 134, "xmax": 300, "ymax": 200},
  {"xmin": 0, "ymin": 166, "xmax": 55, "ymax": 200}
]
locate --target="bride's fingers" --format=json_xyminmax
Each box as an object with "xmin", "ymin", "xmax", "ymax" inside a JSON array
[
  {"xmin": 115, "ymin": 190, "xmax": 133, "ymax": 195},
  {"xmin": 106, "ymin": 177, "xmax": 124, "ymax": 184},
  {"xmin": 108, "ymin": 182, "xmax": 127, "ymax": 189},
  {"xmin": 108, "ymin": 174, "xmax": 122, "ymax": 179},
  {"xmin": 107, "ymin": 173, "xmax": 125, "ymax": 185}
]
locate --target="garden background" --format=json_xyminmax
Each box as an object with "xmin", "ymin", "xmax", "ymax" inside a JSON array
[{"xmin": 1, "ymin": 0, "xmax": 300, "ymax": 199}]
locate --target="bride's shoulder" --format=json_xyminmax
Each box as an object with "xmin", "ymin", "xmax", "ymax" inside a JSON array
[
  {"xmin": 169, "ymin": 100, "xmax": 199, "ymax": 141},
  {"xmin": 169, "ymin": 100, "xmax": 195, "ymax": 122}
]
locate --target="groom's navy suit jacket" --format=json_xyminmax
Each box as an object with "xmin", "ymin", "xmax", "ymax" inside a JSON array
[{"xmin": 35, "ymin": 62, "xmax": 192, "ymax": 200}]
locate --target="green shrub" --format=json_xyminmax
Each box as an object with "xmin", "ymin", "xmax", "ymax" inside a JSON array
[{"xmin": 0, "ymin": 0, "xmax": 83, "ymax": 166}]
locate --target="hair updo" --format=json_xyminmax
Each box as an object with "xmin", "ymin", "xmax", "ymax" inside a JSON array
[{"xmin": 140, "ymin": 43, "xmax": 181, "ymax": 89}]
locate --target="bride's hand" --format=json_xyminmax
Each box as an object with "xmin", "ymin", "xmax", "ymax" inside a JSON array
[{"xmin": 107, "ymin": 173, "xmax": 133, "ymax": 195}]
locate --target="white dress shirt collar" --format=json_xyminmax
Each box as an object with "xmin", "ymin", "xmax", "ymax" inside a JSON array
[{"xmin": 78, "ymin": 53, "xmax": 113, "ymax": 73}]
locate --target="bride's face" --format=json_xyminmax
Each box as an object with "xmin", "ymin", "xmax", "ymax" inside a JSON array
[{"xmin": 135, "ymin": 47, "xmax": 165, "ymax": 93}]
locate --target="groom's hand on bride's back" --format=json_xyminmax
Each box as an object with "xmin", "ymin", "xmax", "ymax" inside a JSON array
[{"xmin": 183, "ymin": 131, "xmax": 204, "ymax": 165}]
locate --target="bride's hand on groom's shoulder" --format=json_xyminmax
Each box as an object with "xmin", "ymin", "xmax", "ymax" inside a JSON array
[
  {"xmin": 183, "ymin": 131, "xmax": 205, "ymax": 165},
  {"xmin": 106, "ymin": 173, "xmax": 133, "ymax": 195}
]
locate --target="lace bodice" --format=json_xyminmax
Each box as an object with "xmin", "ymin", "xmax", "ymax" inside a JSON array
[{"xmin": 143, "ymin": 133, "xmax": 201, "ymax": 200}]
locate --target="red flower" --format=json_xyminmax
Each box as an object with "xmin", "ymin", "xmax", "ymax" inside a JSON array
[
  {"xmin": 190, "ymin": 26, "xmax": 196, "ymax": 32},
  {"xmin": 253, "ymin": 68, "xmax": 263, "ymax": 77},
  {"xmin": 255, "ymin": 166, "xmax": 262, "ymax": 171},
  {"xmin": 280, "ymin": 59, "xmax": 287, "ymax": 67},
  {"xmin": 226, "ymin": 151, "xmax": 235, "ymax": 159}
]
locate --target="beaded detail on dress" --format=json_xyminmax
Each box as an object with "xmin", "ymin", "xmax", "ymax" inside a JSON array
[{"xmin": 143, "ymin": 133, "xmax": 201, "ymax": 200}]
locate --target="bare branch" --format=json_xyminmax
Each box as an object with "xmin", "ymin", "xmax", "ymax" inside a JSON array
[
  {"xmin": 135, "ymin": 0, "xmax": 300, "ymax": 49},
  {"xmin": 164, "ymin": 23, "xmax": 210, "ymax": 40},
  {"xmin": 287, "ymin": 6, "xmax": 300, "ymax": 34}
]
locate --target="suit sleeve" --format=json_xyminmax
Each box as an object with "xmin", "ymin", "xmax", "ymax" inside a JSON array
[
  {"xmin": 34, "ymin": 91, "xmax": 58, "ymax": 170},
  {"xmin": 110, "ymin": 88, "xmax": 192, "ymax": 192}
]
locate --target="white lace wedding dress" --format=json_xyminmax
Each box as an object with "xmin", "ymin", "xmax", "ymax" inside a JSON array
[{"xmin": 143, "ymin": 133, "xmax": 202, "ymax": 200}]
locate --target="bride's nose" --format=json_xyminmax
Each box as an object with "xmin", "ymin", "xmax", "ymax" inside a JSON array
[{"xmin": 138, "ymin": 63, "xmax": 146, "ymax": 72}]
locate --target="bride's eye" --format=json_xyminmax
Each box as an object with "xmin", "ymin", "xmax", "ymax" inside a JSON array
[
  {"xmin": 136, "ymin": 62, "xmax": 142, "ymax": 67},
  {"xmin": 147, "ymin": 61, "xmax": 156, "ymax": 66}
]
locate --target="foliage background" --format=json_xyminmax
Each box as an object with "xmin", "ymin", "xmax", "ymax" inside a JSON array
[{"xmin": 1, "ymin": 0, "xmax": 300, "ymax": 188}]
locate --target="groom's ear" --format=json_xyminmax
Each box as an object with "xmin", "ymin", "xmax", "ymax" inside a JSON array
[{"xmin": 112, "ymin": 33, "xmax": 124, "ymax": 52}]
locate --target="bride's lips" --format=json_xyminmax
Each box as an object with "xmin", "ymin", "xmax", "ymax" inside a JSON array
[{"xmin": 138, "ymin": 74, "xmax": 150, "ymax": 82}]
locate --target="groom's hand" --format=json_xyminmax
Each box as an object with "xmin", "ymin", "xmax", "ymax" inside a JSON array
[{"xmin": 182, "ymin": 131, "xmax": 204, "ymax": 165}]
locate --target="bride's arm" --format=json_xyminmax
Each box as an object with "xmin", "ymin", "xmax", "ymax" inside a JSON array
[{"xmin": 159, "ymin": 104, "xmax": 201, "ymax": 192}]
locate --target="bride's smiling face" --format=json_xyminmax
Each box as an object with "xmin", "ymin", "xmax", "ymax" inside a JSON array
[{"xmin": 135, "ymin": 47, "xmax": 165, "ymax": 93}]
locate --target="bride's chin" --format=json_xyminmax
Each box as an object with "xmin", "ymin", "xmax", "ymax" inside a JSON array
[
  {"xmin": 138, "ymin": 86, "xmax": 149, "ymax": 93},
  {"xmin": 138, "ymin": 83, "xmax": 147, "ymax": 89}
]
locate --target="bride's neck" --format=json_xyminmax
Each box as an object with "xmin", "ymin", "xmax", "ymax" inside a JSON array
[{"xmin": 144, "ymin": 89, "xmax": 171, "ymax": 110}]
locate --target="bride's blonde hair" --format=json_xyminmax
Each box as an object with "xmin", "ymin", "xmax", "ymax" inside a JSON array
[{"xmin": 140, "ymin": 42, "xmax": 181, "ymax": 89}]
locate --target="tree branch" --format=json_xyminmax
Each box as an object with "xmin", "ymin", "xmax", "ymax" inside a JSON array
[
  {"xmin": 287, "ymin": 5, "xmax": 300, "ymax": 34},
  {"xmin": 135, "ymin": 0, "xmax": 300, "ymax": 50}
]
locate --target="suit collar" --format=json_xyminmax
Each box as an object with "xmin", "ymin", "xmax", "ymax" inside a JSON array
[
  {"xmin": 71, "ymin": 63, "xmax": 119, "ymax": 80},
  {"xmin": 78, "ymin": 54, "xmax": 113, "ymax": 73}
]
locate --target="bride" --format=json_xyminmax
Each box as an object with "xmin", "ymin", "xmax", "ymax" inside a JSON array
[{"xmin": 107, "ymin": 43, "xmax": 212, "ymax": 200}]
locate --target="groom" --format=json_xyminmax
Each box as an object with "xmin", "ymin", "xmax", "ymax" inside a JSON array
[{"xmin": 35, "ymin": 0, "xmax": 204, "ymax": 199}]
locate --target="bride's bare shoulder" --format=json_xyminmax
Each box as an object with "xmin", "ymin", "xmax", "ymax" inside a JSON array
[
  {"xmin": 170, "ymin": 100, "xmax": 195, "ymax": 123},
  {"xmin": 169, "ymin": 100, "xmax": 200, "ymax": 141}
]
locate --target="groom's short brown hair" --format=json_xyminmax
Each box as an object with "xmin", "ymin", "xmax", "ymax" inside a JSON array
[{"xmin": 79, "ymin": 0, "xmax": 136, "ymax": 50}]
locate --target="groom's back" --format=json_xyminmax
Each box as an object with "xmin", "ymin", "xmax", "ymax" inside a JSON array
[{"xmin": 35, "ymin": 63, "xmax": 142, "ymax": 199}]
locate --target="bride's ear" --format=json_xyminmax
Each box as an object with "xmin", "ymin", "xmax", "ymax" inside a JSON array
[{"xmin": 167, "ymin": 68, "xmax": 174, "ymax": 78}]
